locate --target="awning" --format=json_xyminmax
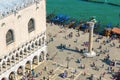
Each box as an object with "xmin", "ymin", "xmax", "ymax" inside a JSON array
[{"xmin": 112, "ymin": 27, "xmax": 120, "ymax": 34}]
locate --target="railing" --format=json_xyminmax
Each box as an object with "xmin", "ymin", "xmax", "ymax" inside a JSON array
[{"xmin": 0, "ymin": 44, "xmax": 45, "ymax": 75}]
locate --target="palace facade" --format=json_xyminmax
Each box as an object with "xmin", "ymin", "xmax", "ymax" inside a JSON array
[{"xmin": 0, "ymin": 0, "xmax": 46, "ymax": 80}]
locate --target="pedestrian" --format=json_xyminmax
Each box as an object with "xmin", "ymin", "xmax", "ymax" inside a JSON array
[
  {"xmin": 83, "ymin": 71, "xmax": 86, "ymax": 76},
  {"xmin": 99, "ymin": 74, "xmax": 102, "ymax": 80},
  {"xmin": 83, "ymin": 64, "xmax": 85, "ymax": 69},
  {"xmin": 32, "ymin": 76, "xmax": 35, "ymax": 80},
  {"xmin": 39, "ymin": 71, "xmax": 42, "ymax": 75},
  {"xmin": 102, "ymin": 72, "xmax": 106, "ymax": 77},
  {"xmin": 90, "ymin": 74, "xmax": 94, "ymax": 80},
  {"xmin": 92, "ymin": 62, "xmax": 95, "ymax": 67},
  {"xmin": 107, "ymin": 54, "xmax": 110, "ymax": 59},
  {"xmin": 44, "ymin": 66, "xmax": 47, "ymax": 71},
  {"xmin": 99, "ymin": 45, "xmax": 102, "ymax": 49},
  {"xmin": 43, "ymin": 76, "xmax": 46, "ymax": 80},
  {"xmin": 102, "ymin": 64, "xmax": 104, "ymax": 68},
  {"xmin": 74, "ymin": 68, "xmax": 77, "ymax": 73},
  {"xmin": 68, "ymin": 44, "xmax": 71, "ymax": 48},
  {"xmin": 31, "ymin": 69, "xmax": 35, "ymax": 77}
]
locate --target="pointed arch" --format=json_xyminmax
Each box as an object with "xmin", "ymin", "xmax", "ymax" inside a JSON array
[
  {"xmin": 9, "ymin": 72, "xmax": 16, "ymax": 80},
  {"xmin": 1, "ymin": 77, "xmax": 7, "ymax": 80}
]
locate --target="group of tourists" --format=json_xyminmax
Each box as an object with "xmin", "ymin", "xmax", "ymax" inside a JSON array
[{"xmin": 21, "ymin": 69, "xmax": 44, "ymax": 80}]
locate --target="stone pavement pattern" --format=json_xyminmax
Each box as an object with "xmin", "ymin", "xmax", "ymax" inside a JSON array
[{"xmin": 21, "ymin": 23, "xmax": 120, "ymax": 80}]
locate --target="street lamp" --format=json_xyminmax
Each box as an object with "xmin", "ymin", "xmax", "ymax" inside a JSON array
[{"xmin": 66, "ymin": 57, "xmax": 71, "ymax": 69}]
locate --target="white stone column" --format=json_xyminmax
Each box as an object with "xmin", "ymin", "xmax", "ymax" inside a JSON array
[
  {"xmin": 37, "ymin": 56, "xmax": 39, "ymax": 65},
  {"xmin": 2, "ymin": 62, "xmax": 7, "ymax": 72},
  {"xmin": 44, "ymin": 49, "xmax": 47, "ymax": 61},
  {"xmin": 22, "ymin": 66, "xmax": 26, "ymax": 75},
  {"xmin": 30, "ymin": 61, "xmax": 32, "ymax": 70},
  {"xmin": 13, "ymin": 56, "xmax": 17, "ymax": 65},
  {"xmin": 84, "ymin": 22, "xmax": 96, "ymax": 57},
  {"xmin": 15, "ymin": 72, "xmax": 18, "ymax": 80},
  {"xmin": 37, "ymin": 40, "xmax": 39, "ymax": 46},
  {"xmin": 88, "ymin": 22, "xmax": 94, "ymax": 54},
  {"xmin": 17, "ymin": 56, "xmax": 20, "ymax": 61}
]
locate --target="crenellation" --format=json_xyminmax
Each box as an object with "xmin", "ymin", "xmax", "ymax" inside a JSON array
[{"xmin": 0, "ymin": 0, "xmax": 42, "ymax": 19}]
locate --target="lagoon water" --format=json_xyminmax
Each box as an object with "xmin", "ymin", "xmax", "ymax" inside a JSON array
[{"xmin": 47, "ymin": 0, "xmax": 120, "ymax": 28}]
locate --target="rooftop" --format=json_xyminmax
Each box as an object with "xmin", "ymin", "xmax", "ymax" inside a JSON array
[
  {"xmin": 112, "ymin": 27, "xmax": 120, "ymax": 34},
  {"xmin": 0, "ymin": 0, "xmax": 40, "ymax": 19}
]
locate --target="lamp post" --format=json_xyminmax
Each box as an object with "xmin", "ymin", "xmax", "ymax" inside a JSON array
[{"xmin": 66, "ymin": 57, "xmax": 71, "ymax": 69}]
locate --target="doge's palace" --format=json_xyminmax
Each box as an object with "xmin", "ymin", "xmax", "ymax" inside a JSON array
[{"xmin": 0, "ymin": 0, "xmax": 46, "ymax": 80}]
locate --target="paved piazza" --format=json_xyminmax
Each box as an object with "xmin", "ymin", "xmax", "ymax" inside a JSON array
[{"xmin": 28, "ymin": 23, "xmax": 120, "ymax": 80}]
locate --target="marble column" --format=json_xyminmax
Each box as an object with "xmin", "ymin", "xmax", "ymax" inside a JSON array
[
  {"xmin": 88, "ymin": 22, "xmax": 94, "ymax": 54},
  {"xmin": 84, "ymin": 22, "xmax": 96, "ymax": 57}
]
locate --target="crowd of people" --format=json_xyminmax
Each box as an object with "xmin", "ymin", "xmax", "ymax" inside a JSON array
[
  {"xmin": 46, "ymin": 22, "xmax": 120, "ymax": 80},
  {"xmin": 19, "ymin": 22, "xmax": 120, "ymax": 80}
]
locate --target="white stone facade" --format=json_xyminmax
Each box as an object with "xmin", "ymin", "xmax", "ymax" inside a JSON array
[{"xmin": 0, "ymin": 0, "xmax": 46, "ymax": 79}]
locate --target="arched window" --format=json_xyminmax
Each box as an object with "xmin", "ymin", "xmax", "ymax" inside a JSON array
[
  {"xmin": 6, "ymin": 30, "xmax": 14, "ymax": 45},
  {"xmin": 28, "ymin": 18, "xmax": 35, "ymax": 33}
]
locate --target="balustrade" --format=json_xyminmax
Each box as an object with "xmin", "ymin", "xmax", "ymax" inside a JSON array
[{"xmin": 0, "ymin": 33, "xmax": 46, "ymax": 75}]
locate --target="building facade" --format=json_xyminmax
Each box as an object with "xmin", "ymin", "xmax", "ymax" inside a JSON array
[{"xmin": 0, "ymin": 0, "xmax": 46, "ymax": 80}]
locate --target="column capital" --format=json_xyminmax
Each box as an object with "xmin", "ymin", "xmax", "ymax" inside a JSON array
[{"xmin": 86, "ymin": 21, "xmax": 95, "ymax": 28}]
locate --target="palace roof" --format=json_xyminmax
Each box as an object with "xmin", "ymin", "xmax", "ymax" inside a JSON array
[{"xmin": 0, "ymin": 0, "xmax": 40, "ymax": 19}]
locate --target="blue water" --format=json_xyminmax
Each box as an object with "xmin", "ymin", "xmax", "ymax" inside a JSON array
[{"xmin": 47, "ymin": 0, "xmax": 120, "ymax": 28}]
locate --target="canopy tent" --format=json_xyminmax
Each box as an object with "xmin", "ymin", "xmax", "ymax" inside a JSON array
[{"xmin": 112, "ymin": 27, "xmax": 120, "ymax": 35}]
